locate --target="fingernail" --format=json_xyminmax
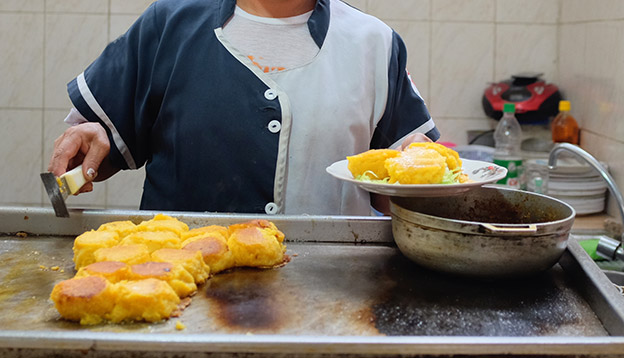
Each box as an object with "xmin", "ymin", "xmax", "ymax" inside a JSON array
[{"xmin": 86, "ymin": 168, "xmax": 97, "ymax": 179}]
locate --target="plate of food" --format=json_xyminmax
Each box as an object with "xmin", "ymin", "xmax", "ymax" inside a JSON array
[{"xmin": 326, "ymin": 143, "xmax": 507, "ymax": 197}]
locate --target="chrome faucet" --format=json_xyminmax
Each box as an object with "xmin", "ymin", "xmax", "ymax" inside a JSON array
[{"xmin": 548, "ymin": 143, "xmax": 624, "ymax": 260}]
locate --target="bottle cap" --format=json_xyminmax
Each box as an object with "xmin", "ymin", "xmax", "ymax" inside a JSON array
[
  {"xmin": 503, "ymin": 103, "xmax": 515, "ymax": 113},
  {"xmin": 559, "ymin": 100, "xmax": 571, "ymax": 111}
]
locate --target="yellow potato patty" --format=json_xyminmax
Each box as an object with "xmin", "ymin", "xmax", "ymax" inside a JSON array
[
  {"xmin": 385, "ymin": 147, "xmax": 447, "ymax": 184},
  {"xmin": 52, "ymin": 216, "xmax": 288, "ymax": 325},
  {"xmin": 346, "ymin": 149, "xmax": 400, "ymax": 180},
  {"xmin": 73, "ymin": 230, "xmax": 120, "ymax": 270}
]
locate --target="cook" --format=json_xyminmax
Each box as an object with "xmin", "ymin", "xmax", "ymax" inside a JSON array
[{"xmin": 47, "ymin": 0, "xmax": 440, "ymax": 216}]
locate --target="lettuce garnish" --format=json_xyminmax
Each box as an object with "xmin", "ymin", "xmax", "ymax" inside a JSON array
[
  {"xmin": 354, "ymin": 171, "xmax": 391, "ymax": 184},
  {"xmin": 440, "ymin": 168, "xmax": 462, "ymax": 184},
  {"xmin": 354, "ymin": 168, "xmax": 463, "ymax": 185}
]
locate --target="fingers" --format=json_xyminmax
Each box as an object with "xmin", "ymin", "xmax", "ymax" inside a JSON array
[
  {"xmin": 418, "ymin": 133, "xmax": 433, "ymax": 143},
  {"xmin": 400, "ymin": 133, "xmax": 432, "ymax": 150},
  {"xmin": 49, "ymin": 131, "xmax": 81, "ymax": 176},
  {"xmin": 48, "ymin": 123, "xmax": 111, "ymax": 194},
  {"xmin": 81, "ymin": 126, "xmax": 110, "ymax": 181},
  {"xmin": 75, "ymin": 182, "xmax": 94, "ymax": 195}
]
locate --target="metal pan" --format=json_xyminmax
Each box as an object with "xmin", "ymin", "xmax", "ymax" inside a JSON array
[{"xmin": 390, "ymin": 185, "xmax": 576, "ymax": 279}]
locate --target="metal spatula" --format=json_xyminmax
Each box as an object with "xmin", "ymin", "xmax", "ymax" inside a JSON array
[{"xmin": 40, "ymin": 165, "xmax": 88, "ymax": 218}]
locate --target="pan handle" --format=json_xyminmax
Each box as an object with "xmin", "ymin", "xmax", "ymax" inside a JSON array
[{"xmin": 481, "ymin": 223, "xmax": 538, "ymax": 234}]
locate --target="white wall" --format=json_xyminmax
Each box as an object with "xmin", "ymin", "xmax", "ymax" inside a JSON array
[{"xmin": 558, "ymin": 0, "xmax": 624, "ymax": 218}]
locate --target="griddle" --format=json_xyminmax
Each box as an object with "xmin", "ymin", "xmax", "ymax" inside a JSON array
[{"xmin": 0, "ymin": 207, "xmax": 623, "ymax": 357}]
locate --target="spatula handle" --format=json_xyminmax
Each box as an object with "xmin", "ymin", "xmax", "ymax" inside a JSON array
[{"xmin": 60, "ymin": 165, "xmax": 89, "ymax": 195}]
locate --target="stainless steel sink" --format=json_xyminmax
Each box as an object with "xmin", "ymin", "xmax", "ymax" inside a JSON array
[{"xmin": 571, "ymin": 233, "xmax": 624, "ymax": 296}]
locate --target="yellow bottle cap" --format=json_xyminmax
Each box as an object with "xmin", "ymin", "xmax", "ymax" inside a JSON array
[{"xmin": 559, "ymin": 100, "xmax": 571, "ymax": 111}]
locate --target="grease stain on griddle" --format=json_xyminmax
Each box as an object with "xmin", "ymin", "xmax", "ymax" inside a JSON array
[
  {"xmin": 204, "ymin": 268, "xmax": 288, "ymax": 332},
  {"xmin": 370, "ymin": 253, "xmax": 605, "ymax": 337},
  {"xmin": 0, "ymin": 238, "xmax": 74, "ymax": 323}
]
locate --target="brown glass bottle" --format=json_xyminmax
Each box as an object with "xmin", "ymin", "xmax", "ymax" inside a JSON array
[{"xmin": 552, "ymin": 100, "xmax": 579, "ymax": 144}]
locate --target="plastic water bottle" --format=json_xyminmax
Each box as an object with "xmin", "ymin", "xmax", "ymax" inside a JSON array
[{"xmin": 493, "ymin": 103, "xmax": 523, "ymax": 189}]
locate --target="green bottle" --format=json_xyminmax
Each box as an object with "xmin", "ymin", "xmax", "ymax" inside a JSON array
[{"xmin": 493, "ymin": 103, "xmax": 523, "ymax": 189}]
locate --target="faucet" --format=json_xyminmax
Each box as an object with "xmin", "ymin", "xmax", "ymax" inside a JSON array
[{"xmin": 548, "ymin": 143, "xmax": 624, "ymax": 261}]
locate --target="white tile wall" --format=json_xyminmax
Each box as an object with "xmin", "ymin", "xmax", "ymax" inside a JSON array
[
  {"xmin": 42, "ymin": 109, "xmax": 70, "ymax": 172},
  {"xmin": 44, "ymin": 13, "xmax": 108, "ymax": 109},
  {"xmin": 434, "ymin": 118, "xmax": 495, "ymax": 146},
  {"xmin": 430, "ymin": 22, "xmax": 494, "ymax": 118},
  {"xmin": 0, "ymin": 110, "xmax": 43, "ymax": 206},
  {"xmin": 344, "ymin": 0, "xmax": 366, "ymax": 11},
  {"xmin": 432, "ymin": 0, "xmax": 494, "ymax": 22},
  {"xmin": 367, "ymin": 0, "xmax": 429, "ymax": 21},
  {"xmin": 106, "ymin": 169, "xmax": 145, "ymax": 209},
  {"xmin": 496, "ymin": 0, "xmax": 559, "ymax": 24},
  {"xmin": 561, "ymin": 0, "xmax": 624, "ymax": 23},
  {"xmin": 2, "ymin": 0, "xmax": 623, "ymax": 216},
  {"xmin": 0, "ymin": 13, "xmax": 44, "ymax": 108},
  {"xmin": 557, "ymin": 23, "xmax": 587, "ymax": 110},
  {"xmin": 0, "ymin": 0, "xmax": 44, "ymax": 12},
  {"xmin": 46, "ymin": 0, "xmax": 108, "ymax": 13},
  {"xmin": 110, "ymin": 0, "xmax": 155, "ymax": 14},
  {"xmin": 495, "ymin": 24, "xmax": 558, "ymax": 82},
  {"xmin": 581, "ymin": 21, "xmax": 624, "ymax": 141}
]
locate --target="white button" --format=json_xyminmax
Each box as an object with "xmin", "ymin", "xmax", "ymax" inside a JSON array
[
  {"xmin": 265, "ymin": 202, "xmax": 278, "ymax": 214},
  {"xmin": 268, "ymin": 120, "xmax": 281, "ymax": 133},
  {"xmin": 264, "ymin": 89, "xmax": 277, "ymax": 100}
]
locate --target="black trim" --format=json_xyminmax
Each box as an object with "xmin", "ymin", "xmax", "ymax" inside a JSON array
[
  {"xmin": 217, "ymin": 0, "xmax": 237, "ymax": 27},
  {"xmin": 308, "ymin": 0, "xmax": 330, "ymax": 48}
]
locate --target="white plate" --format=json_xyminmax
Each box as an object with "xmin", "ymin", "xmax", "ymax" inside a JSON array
[
  {"xmin": 551, "ymin": 195, "xmax": 605, "ymax": 215},
  {"xmin": 325, "ymin": 158, "xmax": 507, "ymax": 197}
]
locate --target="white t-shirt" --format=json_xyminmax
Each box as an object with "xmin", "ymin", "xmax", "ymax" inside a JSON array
[{"xmin": 222, "ymin": 6, "xmax": 320, "ymax": 73}]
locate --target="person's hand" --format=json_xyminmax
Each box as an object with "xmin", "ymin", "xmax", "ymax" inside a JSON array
[
  {"xmin": 372, "ymin": 133, "xmax": 434, "ymax": 215},
  {"xmin": 48, "ymin": 123, "xmax": 111, "ymax": 194},
  {"xmin": 399, "ymin": 132, "xmax": 432, "ymax": 150}
]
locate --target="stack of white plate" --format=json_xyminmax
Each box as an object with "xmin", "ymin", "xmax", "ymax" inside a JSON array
[{"xmin": 526, "ymin": 157, "xmax": 608, "ymax": 215}]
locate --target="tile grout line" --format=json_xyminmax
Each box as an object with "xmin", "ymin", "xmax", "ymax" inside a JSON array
[
  {"xmin": 492, "ymin": 0, "xmax": 497, "ymax": 83},
  {"xmin": 427, "ymin": 0, "xmax": 432, "ymax": 109},
  {"xmin": 555, "ymin": 0, "xmax": 562, "ymax": 85},
  {"xmin": 40, "ymin": 0, "xmax": 48, "ymax": 206},
  {"xmin": 107, "ymin": 0, "xmax": 112, "ymax": 43}
]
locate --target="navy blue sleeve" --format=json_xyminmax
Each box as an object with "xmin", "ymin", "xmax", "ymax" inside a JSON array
[
  {"xmin": 370, "ymin": 31, "xmax": 440, "ymax": 149},
  {"xmin": 67, "ymin": 2, "xmax": 163, "ymax": 170}
]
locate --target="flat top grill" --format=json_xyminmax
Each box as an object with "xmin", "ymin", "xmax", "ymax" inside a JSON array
[
  {"xmin": 0, "ymin": 237, "xmax": 606, "ymax": 337},
  {"xmin": 0, "ymin": 207, "xmax": 623, "ymax": 357}
]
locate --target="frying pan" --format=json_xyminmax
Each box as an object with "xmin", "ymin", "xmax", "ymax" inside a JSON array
[{"xmin": 390, "ymin": 185, "xmax": 576, "ymax": 279}]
